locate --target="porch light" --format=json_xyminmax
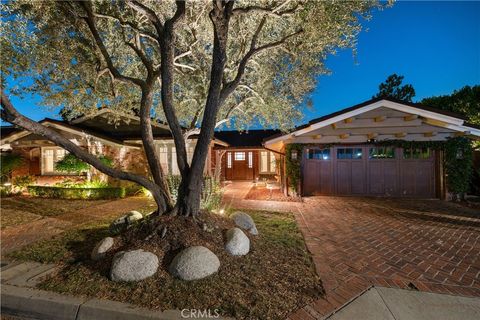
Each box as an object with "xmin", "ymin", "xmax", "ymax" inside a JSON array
[
  {"xmin": 219, "ymin": 208, "xmax": 225, "ymax": 215},
  {"xmin": 291, "ymin": 150, "xmax": 298, "ymax": 160}
]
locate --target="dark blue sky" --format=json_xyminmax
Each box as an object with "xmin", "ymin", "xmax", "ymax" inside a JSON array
[{"xmin": 3, "ymin": 1, "xmax": 480, "ymax": 126}]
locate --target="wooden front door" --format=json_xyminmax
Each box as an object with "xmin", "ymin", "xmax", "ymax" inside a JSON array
[{"xmin": 225, "ymin": 151, "xmax": 255, "ymax": 180}]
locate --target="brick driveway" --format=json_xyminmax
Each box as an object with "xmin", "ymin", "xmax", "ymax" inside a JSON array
[{"xmin": 290, "ymin": 197, "xmax": 480, "ymax": 319}]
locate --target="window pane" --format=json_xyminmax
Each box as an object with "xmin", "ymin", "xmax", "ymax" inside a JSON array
[
  {"xmin": 260, "ymin": 151, "xmax": 268, "ymax": 172},
  {"xmin": 353, "ymin": 148, "xmax": 362, "ymax": 159},
  {"xmin": 345, "ymin": 148, "xmax": 353, "ymax": 159},
  {"xmin": 44, "ymin": 150, "xmax": 54, "ymax": 173},
  {"xmin": 270, "ymin": 152, "xmax": 276, "ymax": 172},
  {"xmin": 234, "ymin": 152, "xmax": 245, "ymax": 161},
  {"xmin": 403, "ymin": 148, "xmax": 412, "ymax": 159},
  {"xmin": 370, "ymin": 147, "xmax": 395, "ymax": 159},
  {"xmin": 227, "ymin": 152, "xmax": 232, "ymax": 168},
  {"xmin": 159, "ymin": 146, "xmax": 168, "ymax": 173},
  {"xmin": 421, "ymin": 148, "xmax": 430, "ymax": 159},
  {"xmin": 171, "ymin": 147, "xmax": 179, "ymax": 175},
  {"xmin": 322, "ymin": 149, "xmax": 331, "ymax": 160},
  {"xmin": 248, "ymin": 152, "xmax": 253, "ymax": 168},
  {"xmin": 337, "ymin": 149, "xmax": 345, "ymax": 159}
]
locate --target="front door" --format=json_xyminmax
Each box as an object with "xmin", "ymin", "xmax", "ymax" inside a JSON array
[{"xmin": 225, "ymin": 151, "xmax": 255, "ymax": 180}]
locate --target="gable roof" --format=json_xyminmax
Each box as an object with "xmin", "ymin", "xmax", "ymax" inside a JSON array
[
  {"xmin": 214, "ymin": 129, "xmax": 281, "ymax": 148},
  {"xmin": 264, "ymin": 97, "xmax": 480, "ymax": 146}
]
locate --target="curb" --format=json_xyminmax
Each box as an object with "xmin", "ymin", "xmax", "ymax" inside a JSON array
[{"xmin": 1, "ymin": 284, "xmax": 183, "ymax": 320}]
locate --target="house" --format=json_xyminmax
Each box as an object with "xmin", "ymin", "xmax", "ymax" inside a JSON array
[
  {"xmin": 2, "ymin": 97, "xmax": 479, "ymax": 199},
  {"xmin": 264, "ymin": 97, "xmax": 480, "ymax": 198},
  {"xmin": 0, "ymin": 110, "xmax": 229, "ymax": 186}
]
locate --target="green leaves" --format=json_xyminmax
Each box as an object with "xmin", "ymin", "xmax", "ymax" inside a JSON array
[{"xmin": 54, "ymin": 154, "xmax": 113, "ymax": 174}]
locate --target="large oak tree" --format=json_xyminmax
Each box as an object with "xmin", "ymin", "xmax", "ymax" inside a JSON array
[{"xmin": 1, "ymin": 0, "xmax": 384, "ymax": 216}]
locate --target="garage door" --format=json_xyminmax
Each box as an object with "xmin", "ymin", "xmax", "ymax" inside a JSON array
[{"xmin": 303, "ymin": 146, "xmax": 436, "ymax": 197}]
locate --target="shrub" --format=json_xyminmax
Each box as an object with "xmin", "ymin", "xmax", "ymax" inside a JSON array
[
  {"xmin": 13, "ymin": 175, "xmax": 36, "ymax": 192},
  {"xmin": 1, "ymin": 154, "xmax": 24, "ymax": 182},
  {"xmin": 27, "ymin": 186, "xmax": 126, "ymax": 200},
  {"xmin": 55, "ymin": 154, "xmax": 114, "ymax": 174}
]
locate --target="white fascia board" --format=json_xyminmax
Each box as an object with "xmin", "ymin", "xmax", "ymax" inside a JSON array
[{"xmin": 265, "ymin": 99, "xmax": 467, "ymax": 145}]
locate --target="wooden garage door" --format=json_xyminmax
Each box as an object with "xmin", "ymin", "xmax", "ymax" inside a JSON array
[{"xmin": 303, "ymin": 146, "xmax": 435, "ymax": 197}]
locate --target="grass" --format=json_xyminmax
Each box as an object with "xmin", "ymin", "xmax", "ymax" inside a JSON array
[
  {"xmin": 1, "ymin": 196, "xmax": 111, "ymax": 229},
  {"xmin": 10, "ymin": 209, "xmax": 322, "ymax": 319}
]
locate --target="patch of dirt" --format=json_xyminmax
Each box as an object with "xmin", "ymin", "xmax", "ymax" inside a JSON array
[
  {"xmin": 37, "ymin": 210, "xmax": 323, "ymax": 319},
  {"xmin": 245, "ymin": 186, "xmax": 302, "ymax": 202}
]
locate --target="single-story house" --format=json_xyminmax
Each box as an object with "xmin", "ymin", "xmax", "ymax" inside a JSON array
[
  {"xmin": 264, "ymin": 97, "xmax": 480, "ymax": 198},
  {"xmin": 1, "ymin": 97, "xmax": 479, "ymax": 199}
]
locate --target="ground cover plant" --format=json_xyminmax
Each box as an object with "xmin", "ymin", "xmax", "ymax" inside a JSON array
[{"xmin": 10, "ymin": 209, "xmax": 322, "ymax": 319}]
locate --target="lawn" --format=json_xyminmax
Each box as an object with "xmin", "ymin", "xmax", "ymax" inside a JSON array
[
  {"xmin": 1, "ymin": 196, "xmax": 111, "ymax": 229},
  {"xmin": 9, "ymin": 209, "xmax": 323, "ymax": 319}
]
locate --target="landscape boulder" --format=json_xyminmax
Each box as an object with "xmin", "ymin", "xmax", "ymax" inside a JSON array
[
  {"xmin": 225, "ymin": 228, "xmax": 250, "ymax": 256},
  {"xmin": 169, "ymin": 246, "xmax": 220, "ymax": 281},
  {"xmin": 231, "ymin": 211, "xmax": 258, "ymax": 235},
  {"xmin": 126, "ymin": 210, "xmax": 143, "ymax": 223},
  {"xmin": 110, "ymin": 249, "xmax": 159, "ymax": 282},
  {"xmin": 91, "ymin": 237, "xmax": 114, "ymax": 261},
  {"xmin": 109, "ymin": 211, "xmax": 143, "ymax": 234}
]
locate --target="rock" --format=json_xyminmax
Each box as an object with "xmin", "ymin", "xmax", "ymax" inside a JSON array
[
  {"xmin": 225, "ymin": 228, "xmax": 250, "ymax": 256},
  {"xmin": 169, "ymin": 246, "xmax": 220, "ymax": 281},
  {"xmin": 109, "ymin": 211, "xmax": 143, "ymax": 234},
  {"xmin": 126, "ymin": 210, "xmax": 143, "ymax": 223},
  {"xmin": 231, "ymin": 211, "xmax": 258, "ymax": 235},
  {"xmin": 110, "ymin": 249, "xmax": 159, "ymax": 282},
  {"xmin": 91, "ymin": 237, "xmax": 114, "ymax": 261}
]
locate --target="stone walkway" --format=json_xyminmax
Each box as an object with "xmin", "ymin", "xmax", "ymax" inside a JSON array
[
  {"xmin": 221, "ymin": 182, "xmax": 480, "ymax": 319},
  {"xmin": 1, "ymin": 197, "xmax": 150, "ymax": 256}
]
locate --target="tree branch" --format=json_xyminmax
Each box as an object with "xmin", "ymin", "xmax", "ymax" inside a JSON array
[
  {"xmin": 220, "ymin": 28, "xmax": 303, "ymax": 102},
  {"xmin": 126, "ymin": 0, "xmax": 164, "ymax": 36},
  {"xmin": 81, "ymin": 2, "xmax": 144, "ymax": 87},
  {"xmin": 232, "ymin": 2, "xmax": 302, "ymax": 17}
]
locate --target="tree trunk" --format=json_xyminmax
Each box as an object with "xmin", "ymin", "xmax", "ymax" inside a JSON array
[{"xmin": 174, "ymin": 3, "xmax": 232, "ymax": 216}]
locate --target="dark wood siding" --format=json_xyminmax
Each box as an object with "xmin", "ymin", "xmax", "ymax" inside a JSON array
[{"xmin": 302, "ymin": 145, "xmax": 436, "ymax": 198}]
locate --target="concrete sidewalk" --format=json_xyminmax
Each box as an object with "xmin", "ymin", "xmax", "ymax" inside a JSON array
[{"xmin": 328, "ymin": 287, "xmax": 480, "ymax": 320}]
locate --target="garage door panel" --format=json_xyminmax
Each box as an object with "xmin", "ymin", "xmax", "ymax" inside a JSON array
[
  {"xmin": 351, "ymin": 161, "xmax": 365, "ymax": 194},
  {"xmin": 383, "ymin": 161, "xmax": 398, "ymax": 195},
  {"xmin": 336, "ymin": 161, "xmax": 351, "ymax": 194},
  {"xmin": 368, "ymin": 161, "xmax": 384, "ymax": 194},
  {"xmin": 319, "ymin": 161, "xmax": 334, "ymax": 194}
]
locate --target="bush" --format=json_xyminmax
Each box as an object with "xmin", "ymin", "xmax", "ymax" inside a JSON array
[
  {"xmin": 1, "ymin": 154, "xmax": 24, "ymax": 182},
  {"xmin": 27, "ymin": 186, "xmax": 126, "ymax": 200},
  {"xmin": 55, "ymin": 154, "xmax": 114, "ymax": 174},
  {"xmin": 13, "ymin": 175, "xmax": 36, "ymax": 192}
]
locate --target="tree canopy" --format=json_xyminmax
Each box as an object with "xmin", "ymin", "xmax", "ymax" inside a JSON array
[
  {"xmin": 421, "ymin": 85, "xmax": 480, "ymax": 125},
  {"xmin": 1, "ymin": 0, "xmax": 387, "ymax": 216},
  {"xmin": 374, "ymin": 73, "xmax": 415, "ymax": 102}
]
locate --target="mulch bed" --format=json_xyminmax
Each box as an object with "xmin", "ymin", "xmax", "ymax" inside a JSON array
[
  {"xmin": 244, "ymin": 186, "xmax": 303, "ymax": 202},
  {"xmin": 27, "ymin": 209, "xmax": 322, "ymax": 319}
]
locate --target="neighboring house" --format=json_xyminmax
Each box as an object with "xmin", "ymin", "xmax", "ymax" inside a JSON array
[
  {"xmin": 264, "ymin": 97, "xmax": 480, "ymax": 199},
  {"xmin": 0, "ymin": 110, "xmax": 228, "ymax": 186}
]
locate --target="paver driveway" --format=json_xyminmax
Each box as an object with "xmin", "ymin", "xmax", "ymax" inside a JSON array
[{"xmin": 290, "ymin": 197, "xmax": 480, "ymax": 319}]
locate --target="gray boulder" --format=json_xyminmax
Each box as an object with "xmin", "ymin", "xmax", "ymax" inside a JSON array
[
  {"xmin": 126, "ymin": 210, "xmax": 143, "ymax": 223},
  {"xmin": 225, "ymin": 228, "xmax": 250, "ymax": 256},
  {"xmin": 91, "ymin": 237, "xmax": 114, "ymax": 261},
  {"xmin": 110, "ymin": 249, "xmax": 159, "ymax": 282},
  {"xmin": 169, "ymin": 246, "xmax": 220, "ymax": 281},
  {"xmin": 109, "ymin": 211, "xmax": 143, "ymax": 234},
  {"xmin": 231, "ymin": 211, "xmax": 258, "ymax": 235}
]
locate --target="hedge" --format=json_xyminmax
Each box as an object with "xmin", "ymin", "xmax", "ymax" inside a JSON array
[{"xmin": 27, "ymin": 186, "xmax": 126, "ymax": 200}]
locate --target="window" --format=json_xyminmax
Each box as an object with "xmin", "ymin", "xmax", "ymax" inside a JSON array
[
  {"xmin": 159, "ymin": 146, "xmax": 168, "ymax": 173},
  {"xmin": 369, "ymin": 147, "xmax": 395, "ymax": 159},
  {"xmin": 42, "ymin": 147, "xmax": 67, "ymax": 174},
  {"xmin": 234, "ymin": 152, "xmax": 245, "ymax": 161},
  {"xmin": 171, "ymin": 147, "xmax": 180, "ymax": 175},
  {"xmin": 248, "ymin": 152, "xmax": 253, "ymax": 168},
  {"xmin": 337, "ymin": 148, "xmax": 362, "ymax": 159},
  {"xmin": 260, "ymin": 151, "xmax": 277, "ymax": 173},
  {"xmin": 227, "ymin": 152, "xmax": 232, "ymax": 168},
  {"xmin": 403, "ymin": 148, "xmax": 431, "ymax": 159},
  {"xmin": 307, "ymin": 148, "xmax": 331, "ymax": 160}
]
